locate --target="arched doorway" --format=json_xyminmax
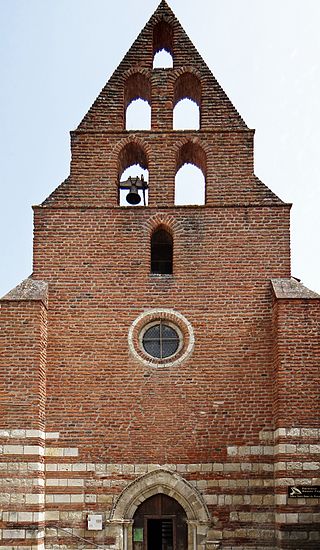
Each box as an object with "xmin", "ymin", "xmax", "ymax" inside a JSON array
[
  {"xmin": 110, "ymin": 469, "xmax": 211, "ymax": 550},
  {"xmin": 133, "ymin": 494, "xmax": 187, "ymax": 550}
]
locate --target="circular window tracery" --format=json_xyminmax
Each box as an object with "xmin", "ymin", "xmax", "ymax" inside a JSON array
[
  {"xmin": 141, "ymin": 320, "xmax": 182, "ymax": 359},
  {"xmin": 128, "ymin": 309, "xmax": 194, "ymax": 368}
]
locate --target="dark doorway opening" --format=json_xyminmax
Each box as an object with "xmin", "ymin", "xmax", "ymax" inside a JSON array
[
  {"xmin": 133, "ymin": 494, "xmax": 187, "ymax": 550},
  {"xmin": 147, "ymin": 518, "xmax": 173, "ymax": 550}
]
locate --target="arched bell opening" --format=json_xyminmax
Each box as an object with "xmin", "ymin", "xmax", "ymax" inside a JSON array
[
  {"xmin": 153, "ymin": 20, "xmax": 174, "ymax": 68},
  {"xmin": 126, "ymin": 99, "xmax": 151, "ymax": 130},
  {"xmin": 173, "ymin": 99, "xmax": 200, "ymax": 130},
  {"xmin": 175, "ymin": 141, "xmax": 206, "ymax": 205},
  {"xmin": 133, "ymin": 494, "xmax": 187, "ymax": 550},
  {"xmin": 119, "ymin": 165, "xmax": 149, "ymax": 206},
  {"xmin": 153, "ymin": 49, "xmax": 173, "ymax": 69},
  {"xmin": 124, "ymin": 73, "xmax": 151, "ymax": 130},
  {"xmin": 175, "ymin": 164, "xmax": 205, "ymax": 206},
  {"xmin": 173, "ymin": 73, "xmax": 201, "ymax": 130},
  {"xmin": 118, "ymin": 142, "xmax": 149, "ymax": 206}
]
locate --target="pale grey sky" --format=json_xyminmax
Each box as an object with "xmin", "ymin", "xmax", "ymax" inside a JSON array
[{"xmin": 1, "ymin": 0, "xmax": 319, "ymax": 295}]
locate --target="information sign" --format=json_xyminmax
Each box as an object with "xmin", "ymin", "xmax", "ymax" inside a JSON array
[{"xmin": 288, "ymin": 486, "xmax": 320, "ymax": 498}]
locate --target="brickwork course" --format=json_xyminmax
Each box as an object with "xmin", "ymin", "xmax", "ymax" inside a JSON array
[{"xmin": 0, "ymin": 1, "xmax": 319, "ymax": 549}]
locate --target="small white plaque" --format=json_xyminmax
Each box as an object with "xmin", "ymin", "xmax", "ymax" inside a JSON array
[{"xmin": 87, "ymin": 513, "xmax": 103, "ymax": 531}]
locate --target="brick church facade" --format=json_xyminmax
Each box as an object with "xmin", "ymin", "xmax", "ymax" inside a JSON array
[{"xmin": 1, "ymin": 1, "xmax": 319, "ymax": 549}]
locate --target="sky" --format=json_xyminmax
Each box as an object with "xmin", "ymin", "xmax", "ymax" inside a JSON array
[{"xmin": 1, "ymin": 0, "xmax": 319, "ymax": 296}]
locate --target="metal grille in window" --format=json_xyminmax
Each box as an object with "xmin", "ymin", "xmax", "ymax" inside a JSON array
[{"xmin": 142, "ymin": 321, "xmax": 180, "ymax": 359}]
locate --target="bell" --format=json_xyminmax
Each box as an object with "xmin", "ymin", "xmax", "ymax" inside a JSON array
[{"xmin": 126, "ymin": 182, "xmax": 141, "ymax": 205}]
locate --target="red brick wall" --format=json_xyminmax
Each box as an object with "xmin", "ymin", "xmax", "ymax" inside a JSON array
[
  {"xmin": 46, "ymin": 131, "xmax": 263, "ymax": 208},
  {"xmin": 0, "ymin": 300, "xmax": 47, "ymax": 430},
  {"xmin": 272, "ymin": 298, "xmax": 320, "ymax": 427},
  {"xmin": 32, "ymin": 204, "xmax": 290, "ymax": 463}
]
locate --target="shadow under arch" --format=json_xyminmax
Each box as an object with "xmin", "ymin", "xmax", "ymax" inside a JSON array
[
  {"xmin": 174, "ymin": 140, "xmax": 207, "ymax": 206},
  {"xmin": 176, "ymin": 140, "xmax": 207, "ymax": 177},
  {"xmin": 174, "ymin": 71, "xmax": 202, "ymax": 108},
  {"xmin": 124, "ymin": 72, "xmax": 151, "ymax": 130},
  {"xmin": 118, "ymin": 140, "xmax": 149, "ymax": 179},
  {"xmin": 124, "ymin": 72, "xmax": 151, "ymax": 111},
  {"xmin": 153, "ymin": 19, "xmax": 174, "ymax": 60},
  {"xmin": 110, "ymin": 469, "xmax": 210, "ymax": 523},
  {"xmin": 173, "ymin": 71, "xmax": 202, "ymax": 130}
]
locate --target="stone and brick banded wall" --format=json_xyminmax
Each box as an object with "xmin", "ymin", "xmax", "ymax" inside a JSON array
[{"xmin": 1, "ymin": 427, "xmax": 319, "ymax": 549}]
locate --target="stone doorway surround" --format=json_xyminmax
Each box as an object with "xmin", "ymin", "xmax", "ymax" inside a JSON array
[{"xmin": 109, "ymin": 469, "xmax": 218, "ymax": 550}]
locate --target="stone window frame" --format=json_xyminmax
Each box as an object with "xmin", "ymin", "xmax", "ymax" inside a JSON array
[{"xmin": 128, "ymin": 308, "xmax": 194, "ymax": 368}]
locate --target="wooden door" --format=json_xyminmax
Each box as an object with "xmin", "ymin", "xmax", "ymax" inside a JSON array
[{"xmin": 133, "ymin": 494, "xmax": 187, "ymax": 550}]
